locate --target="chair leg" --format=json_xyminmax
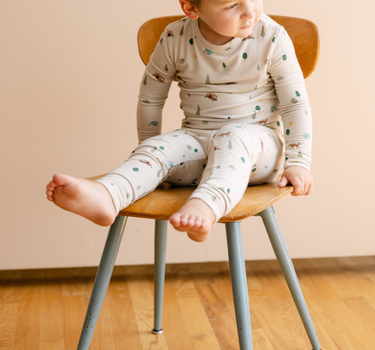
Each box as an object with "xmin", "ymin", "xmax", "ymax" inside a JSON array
[
  {"xmin": 225, "ymin": 221, "xmax": 253, "ymax": 350},
  {"xmin": 77, "ymin": 216, "xmax": 128, "ymax": 350},
  {"xmin": 152, "ymin": 219, "xmax": 168, "ymax": 334},
  {"xmin": 258, "ymin": 206, "xmax": 321, "ymax": 350}
]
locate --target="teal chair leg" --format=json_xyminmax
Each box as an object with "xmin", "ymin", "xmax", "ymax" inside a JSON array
[
  {"xmin": 152, "ymin": 220, "xmax": 168, "ymax": 334},
  {"xmin": 77, "ymin": 216, "xmax": 128, "ymax": 350},
  {"xmin": 258, "ymin": 206, "xmax": 321, "ymax": 350},
  {"xmin": 225, "ymin": 221, "xmax": 253, "ymax": 350}
]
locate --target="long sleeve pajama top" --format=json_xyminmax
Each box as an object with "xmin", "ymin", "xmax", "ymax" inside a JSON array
[{"xmin": 137, "ymin": 14, "xmax": 312, "ymax": 171}]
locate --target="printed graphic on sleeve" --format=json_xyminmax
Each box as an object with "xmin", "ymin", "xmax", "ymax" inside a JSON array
[{"xmin": 261, "ymin": 25, "xmax": 265, "ymax": 38}]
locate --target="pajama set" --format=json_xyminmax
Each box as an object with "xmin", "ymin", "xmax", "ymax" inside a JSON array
[{"xmin": 96, "ymin": 14, "xmax": 312, "ymax": 222}]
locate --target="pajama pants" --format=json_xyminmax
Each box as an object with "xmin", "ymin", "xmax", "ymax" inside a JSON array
[{"xmin": 96, "ymin": 123, "xmax": 284, "ymax": 222}]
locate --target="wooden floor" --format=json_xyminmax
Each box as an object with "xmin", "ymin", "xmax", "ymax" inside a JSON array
[{"xmin": 1, "ymin": 256, "xmax": 375, "ymax": 349}]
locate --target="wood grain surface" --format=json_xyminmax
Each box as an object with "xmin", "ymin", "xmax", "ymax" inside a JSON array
[{"xmin": 1, "ymin": 257, "xmax": 375, "ymax": 349}]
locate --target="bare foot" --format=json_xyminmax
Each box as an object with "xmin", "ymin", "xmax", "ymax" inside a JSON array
[
  {"xmin": 46, "ymin": 174, "xmax": 116, "ymax": 226},
  {"xmin": 169, "ymin": 199, "xmax": 215, "ymax": 242}
]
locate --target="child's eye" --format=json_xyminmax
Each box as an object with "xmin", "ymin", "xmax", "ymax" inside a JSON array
[{"xmin": 226, "ymin": 3, "xmax": 238, "ymax": 9}]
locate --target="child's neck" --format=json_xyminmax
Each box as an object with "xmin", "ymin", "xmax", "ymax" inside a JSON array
[{"xmin": 198, "ymin": 18, "xmax": 234, "ymax": 46}]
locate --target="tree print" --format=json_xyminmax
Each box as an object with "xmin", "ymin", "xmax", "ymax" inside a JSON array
[
  {"xmin": 252, "ymin": 105, "xmax": 261, "ymax": 120},
  {"xmin": 196, "ymin": 105, "xmax": 201, "ymax": 115}
]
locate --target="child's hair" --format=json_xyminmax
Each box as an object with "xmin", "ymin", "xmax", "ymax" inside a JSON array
[{"xmin": 188, "ymin": 0, "xmax": 203, "ymax": 10}]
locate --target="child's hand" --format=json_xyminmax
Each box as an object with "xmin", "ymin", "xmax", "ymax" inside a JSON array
[{"xmin": 278, "ymin": 166, "xmax": 314, "ymax": 196}]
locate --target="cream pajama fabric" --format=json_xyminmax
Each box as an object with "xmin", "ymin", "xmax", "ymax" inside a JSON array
[
  {"xmin": 96, "ymin": 13, "xmax": 312, "ymax": 221},
  {"xmin": 96, "ymin": 123, "xmax": 283, "ymax": 221}
]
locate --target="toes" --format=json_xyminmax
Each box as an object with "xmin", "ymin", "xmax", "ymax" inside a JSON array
[
  {"xmin": 171, "ymin": 213, "xmax": 208, "ymax": 229},
  {"xmin": 194, "ymin": 217, "xmax": 203, "ymax": 228},
  {"xmin": 181, "ymin": 214, "xmax": 199, "ymax": 228},
  {"xmin": 179, "ymin": 214, "xmax": 191, "ymax": 227},
  {"xmin": 170, "ymin": 213, "xmax": 202, "ymax": 231},
  {"xmin": 169, "ymin": 214, "xmax": 182, "ymax": 228},
  {"xmin": 46, "ymin": 181, "xmax": 56, "ymax": 191},
  {"xmin": 46, "ymin": 181, "xmax": 56, "ymax": 201}
]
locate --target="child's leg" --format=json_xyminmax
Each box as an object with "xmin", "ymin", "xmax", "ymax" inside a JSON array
[
  {"xmin": 95, "ymin": 129, "xmax": 209, "ymax": 214},
  {"xmin": 170, "ymin": 124, "xmax": 283, "ymax": 241},
  {"xmin": 47, "ymin": 129, "xmax": 209, "ymax": 226}
]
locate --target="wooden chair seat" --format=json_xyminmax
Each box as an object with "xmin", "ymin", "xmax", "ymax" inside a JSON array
[
  {"xmin": 120, "ymin": 181, "xmax": 292, "ymax": 222},
  {"xmin": 88, "ymin": 175, "xmax": 293, "ymax": 222}
]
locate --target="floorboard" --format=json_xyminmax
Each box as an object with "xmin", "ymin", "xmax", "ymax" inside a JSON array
[{"xmin": 1, "ymin": 257, "xmax": 375, "ymax": 349}]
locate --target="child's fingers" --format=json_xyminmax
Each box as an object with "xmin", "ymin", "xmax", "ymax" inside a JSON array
[
  {"xmin": 290, "ymin": 177, "xmax": 303, "ymax": 196},
  {"xmin": 305, "ymin": 181, "xmax": 314, "ymax": 195},
  {"xmin": 278, "ymin": 175, "xmax": 288, "ymax": 188}
]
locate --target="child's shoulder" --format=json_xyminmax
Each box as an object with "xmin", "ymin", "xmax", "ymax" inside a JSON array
[
  {"xmin": 256, "ymin": 13, "xmax": 283, "ymax": 33},
  {"xmin": 260, "ymin": 13, "xmax": 282, "ymax": 28},
  {"xmin": 162, "ymin": 16, "xmax": 192, "ymax": 35},
  {"xmin": 250, "ymin": 13, "xmax": 286, "ymax": 43}
]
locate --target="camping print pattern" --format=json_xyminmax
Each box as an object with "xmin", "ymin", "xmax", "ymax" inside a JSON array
[{"xmin": 137, "ymin": 15, "xmax": 312, "ymax": 172}]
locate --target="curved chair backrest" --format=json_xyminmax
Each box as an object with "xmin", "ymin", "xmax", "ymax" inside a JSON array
[{"xmin": 138, "ymin": 15, "xmax": 320, "ymax": 78}]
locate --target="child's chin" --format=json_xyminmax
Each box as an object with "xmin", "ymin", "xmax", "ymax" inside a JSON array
[{"xmin": 238, "ymin": 32, "xmax": 253, "ymax": 39}]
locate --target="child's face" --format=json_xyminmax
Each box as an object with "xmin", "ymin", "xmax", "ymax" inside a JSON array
[{"xmin": 196, "ymin": 0, "xmax": 263, "ymax": 45}]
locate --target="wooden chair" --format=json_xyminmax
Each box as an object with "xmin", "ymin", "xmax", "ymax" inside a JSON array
[{"xmin": 77, "ymin": 15, "xmax": 321, "ymax": 350}]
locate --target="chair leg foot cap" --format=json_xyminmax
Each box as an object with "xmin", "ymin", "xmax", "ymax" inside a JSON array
[{"xmin": 152, "ymin": 329, "xmax": 164, "ymax": 335}]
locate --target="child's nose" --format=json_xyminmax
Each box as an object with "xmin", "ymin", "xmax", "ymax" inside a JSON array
[{"xmin": 241, "ymin": 1, "xmax": 256, "ymax": 19}]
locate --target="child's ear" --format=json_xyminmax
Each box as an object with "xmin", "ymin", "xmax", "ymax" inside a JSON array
[{"xmin": 180, "ymin": 0, "xmax": 200, "ymax": 20}]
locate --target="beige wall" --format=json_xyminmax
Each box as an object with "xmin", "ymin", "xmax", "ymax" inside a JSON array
[{"xmin": 1, "ymin": 0, "xmax": 374, "ymax": 270}]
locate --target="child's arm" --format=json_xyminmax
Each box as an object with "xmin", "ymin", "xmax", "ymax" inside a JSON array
[
  {"xmin": 269, "ymin": 27, "xmax": 314, "ymax": 195},
  {"xmin": 137, "ymin": 27, "xmax": 178, "ymax": 143}
]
